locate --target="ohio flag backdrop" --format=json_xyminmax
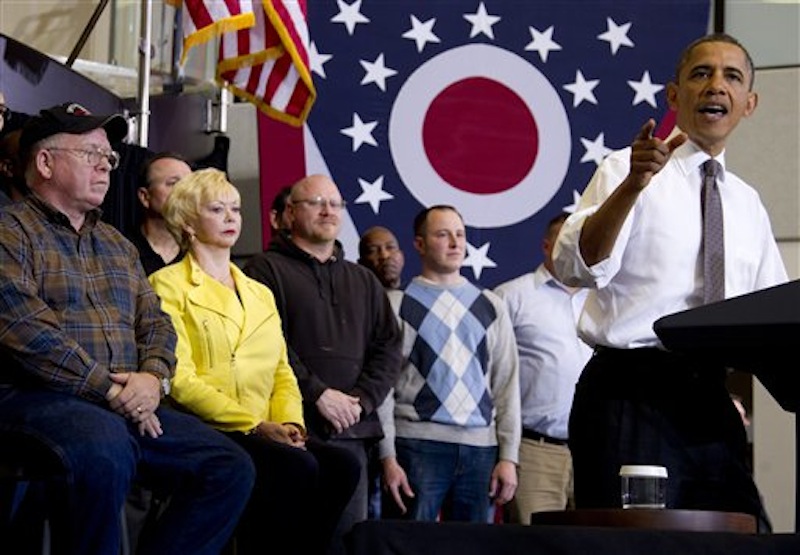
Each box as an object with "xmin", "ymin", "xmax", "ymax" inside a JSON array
[{"xmin": 258, "ymin": 0, "xmax": 711, "ymax": 288}]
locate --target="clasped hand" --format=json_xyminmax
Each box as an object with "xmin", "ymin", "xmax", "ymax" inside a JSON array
[
  {"xmin": 106, "ymin": 372, "xmax": 162, "ymax": 438},
  {"xmin": 316, "ymin": 388, "xmax": 362, "ymax": 434},
  {"xmin": 251, "ymin": 422, "xmax": 307, "ymax": 448}
]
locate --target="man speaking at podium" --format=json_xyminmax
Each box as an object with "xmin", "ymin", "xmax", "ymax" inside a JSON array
[{"xmin": 552, "ymin": 33, "xmax": 787, "ymax": 532}]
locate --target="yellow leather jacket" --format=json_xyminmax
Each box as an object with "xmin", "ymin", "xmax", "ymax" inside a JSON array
[{"xmin": 150, "ymin": 255, "xmax": 304, "ymax": 433}]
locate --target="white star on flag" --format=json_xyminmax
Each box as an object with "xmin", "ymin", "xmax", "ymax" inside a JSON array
[
  {"xmin": 628, "ymin": 71, "xmax": 664, "ymax": 107},
  {"xmin": 402, "ymin": 15, "xmax": 440, "ymax": 52},
  {"xmin": 340, "ymin": 113, "xmax": 379, "ymax": 152},
  {"xmin": 309, "ymin": 42, "xmax": 332, "ymax": 78},
  {"xmin": 525, "ymin": 26, "xmax": 562, "ymax": 63},
  {"xmin": 463, "ymin": 2, "xmax": 501, "ymax": 40},
  {"xmin": 331, "ymin": 0, "xmax": 370, "ymax": 36},
  {"xmin": 580, "ymin": 133, "xmax": 614, "ymax": 165},
  {"xmin": 597, "ymin": 17, "xmax": 634, "ymax": 55},
  {"xmin": 360, "ymin": 53, "xmax": 398, "ymax": 91},
  {"xmin": 354, "ymin": 176, "xmax": 394, "ymax": 213},
  {"xmin": 563, "ymin": 70, "xmax": 600, "ymax": 107},
  {"xmin": 462, "ymin": 242, "xmax": 497, "ymax": 280}
]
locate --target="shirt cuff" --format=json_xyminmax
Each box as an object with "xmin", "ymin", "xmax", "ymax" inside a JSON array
[{"xmin": 139, "ymin": 359, "xmax": 174, "ymax": 380}]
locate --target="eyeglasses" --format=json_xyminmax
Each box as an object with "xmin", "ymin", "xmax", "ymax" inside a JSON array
[
  {"xmin": 0, "ymin": 104, "xmax": 9, "ymax": 119},
  {"xmin": 291, "ymin": 196, "xmax": 347, "ymax": 210},
  {"xmin": 47, "ymin": 147, "xmax": 121, "ymax": 170}
]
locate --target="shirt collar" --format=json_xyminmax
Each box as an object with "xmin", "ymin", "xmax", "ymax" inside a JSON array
[
  {"xmin": 26, "ymin": 193, "xmax": 102, "ymax": 231},
  {"xmin": 535, "ymin": 263, "xmax": 576, "ymax": 293},
  {"xmin": 673, "ymin": 139, "xmax": 727, "ymax": 182}
]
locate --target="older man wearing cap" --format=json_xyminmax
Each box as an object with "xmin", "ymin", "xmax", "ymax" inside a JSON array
[{"xmin": 0, "ymin": 102, "xmax": 255, "ymax": 555}]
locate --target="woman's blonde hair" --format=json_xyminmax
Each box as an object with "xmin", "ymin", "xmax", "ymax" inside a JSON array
[{"xmin": 162, "ymin": 167, "xmax": 240, "ymax": 250}]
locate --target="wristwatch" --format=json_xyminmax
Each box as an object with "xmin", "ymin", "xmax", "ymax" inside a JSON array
[
  {"xmin": 157, "ymin": 376, "xmax": 171, "ymax": 397},
  {"xmin": 145, "ymin": 371, "xmax": 171, "ymax": 398}
]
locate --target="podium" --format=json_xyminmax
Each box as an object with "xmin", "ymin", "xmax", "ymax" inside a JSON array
[{"xmin": 653, "ymin": 279, "xmax": 800, "ymax": 529}]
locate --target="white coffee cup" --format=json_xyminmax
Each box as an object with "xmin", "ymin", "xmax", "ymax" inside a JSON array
[{"xmin": 619, "ymin": 465, "xmax": 667, "ymax": 509}]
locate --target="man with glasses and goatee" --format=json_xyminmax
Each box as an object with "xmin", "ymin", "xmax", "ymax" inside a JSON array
[{"xmin": 245, "ymin": 174, "xmax": 402, "ymax": 555}]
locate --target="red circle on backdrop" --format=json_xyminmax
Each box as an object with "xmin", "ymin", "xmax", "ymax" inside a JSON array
[
  {"xmin": 390, "ymin": 43, "xmax": 570, "ymax": 228},
  {"xmin": 422, "ymin": 77, "xmax": 539, "ymax": 195}
]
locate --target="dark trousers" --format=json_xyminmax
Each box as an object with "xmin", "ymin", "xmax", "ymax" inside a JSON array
[
  {"xmin": 569, "ymin": 347, "xmax": 771, "ymax": 532},
  {"xmin": 327, "ymin": 438, "xmax": 370, "ymax": 555},
  {"xmin": 0, "ymin": 388, "xmax": 255, "ymax": 555},
  {"xmin": 229, "ymin": 433, "xmax": 360, "ymax": 555}
]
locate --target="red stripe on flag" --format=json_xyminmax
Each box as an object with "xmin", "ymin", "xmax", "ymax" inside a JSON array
[
  {"xmin": 654, "ymin": 109, "xmax": 677, "ymax": 140},
  {"xmin": 236, "ymin": 22, "xmax": 251, "ymax": 56},
  {"xmin": 257, "ymin": 113, "xmax": 306, "ymax": 248},
  {"xmin": 224, "ymin": 0, "xmax": 244, "ymax": 16},
  {"xmin": 265, "ymin": 14, "xmax": 280, "ymax": 48},
  {"xmin": 264, "ymin": 55, "xmax": 291, "ymax": 106},
  {"xmin": 272, "ymin": 0, "xmax": 307, "ymax": 62},
  {"xmin": 247, "ymin": 63, "xmax": 264, "ymax": 98},
  {"xmin": 185, "ymin": 0, "xmax": 213, "ymax": 29},
  {"xmin": 286, "ymin": 79, "xmax": 311, "ymax": 118}
]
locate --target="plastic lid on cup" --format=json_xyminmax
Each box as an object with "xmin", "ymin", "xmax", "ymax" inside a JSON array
[{"xmin": 619, "ymin": 465, "xmax": 668, "ymax": 478}]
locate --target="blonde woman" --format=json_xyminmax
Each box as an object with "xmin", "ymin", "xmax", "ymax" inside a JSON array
[{"xmin": 150, "ymin": 168, "xmax": 359, "ymax": 555}]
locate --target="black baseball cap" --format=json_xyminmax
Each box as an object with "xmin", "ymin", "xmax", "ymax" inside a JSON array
[{"xmin": 19, "ymin": 102, "xmax": 128, "ymax": 161}]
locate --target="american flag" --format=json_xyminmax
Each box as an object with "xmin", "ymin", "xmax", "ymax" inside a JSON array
[
  {"xmin": 257, "ymin": 0, "xmax": 711, "ymax": 288},
  {"xmin": 169, "ymin": 0, "xmax": 255, "ymax": 63},
  {"xmin": 218, "ymin": 0, "xmax": 316, "ymax": 126},
  {"xmin": 172, "ymin": 0, "xmax": 315, "ymax": 125}
]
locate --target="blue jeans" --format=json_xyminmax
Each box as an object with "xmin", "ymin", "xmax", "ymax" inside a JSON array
[
  {"xmin": 395, "ymin": 438, "xmax": 497, "ymax": 522},
  {"xmin": 0, "ymin": 388, "xmax": 255, "ymax": 555}
]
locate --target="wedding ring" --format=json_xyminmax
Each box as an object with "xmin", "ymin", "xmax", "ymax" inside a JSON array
[{"xmin": 136, "ymin": 406, "xmax": 143, "ymax": 413}]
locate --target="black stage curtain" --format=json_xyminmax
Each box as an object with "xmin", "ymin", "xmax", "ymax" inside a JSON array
[
  {"xmin": 346, "ymin": 520, "xmax": 800, "ymax": 555},
  {"xmin": 103, "ymin": 142, "xmax": 150, "ymax": 239}
]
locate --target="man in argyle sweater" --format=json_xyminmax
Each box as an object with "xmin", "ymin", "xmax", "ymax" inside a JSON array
[{"xmin": 378, "ymin": 205, "xmax": 520, "ymax": 522}]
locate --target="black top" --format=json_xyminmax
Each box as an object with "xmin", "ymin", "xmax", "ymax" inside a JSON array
[
  {"xmin": 243, "ymin": 233, "xmax": 402, "ymax": 440},
  {"xmin": 128, "ymin": 227, "xmax": 183, "ymax": 276}
]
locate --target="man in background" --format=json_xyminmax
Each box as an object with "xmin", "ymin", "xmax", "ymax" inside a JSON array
[
  {"xmin": 131, "ymin": 152, "xmax": 191, "ymax": 275},
  {"xmin": 268, "ymin": 184, "xmax": 293, "ymax": 238},
  {"xmin": 244, "ymin": 174, "xmax": 401, "ymax": 554},
  {"xmin": 358, "ymin": 225, "xmax": 405, "ymax": 290},
  {"xmin": 358, "ymin": 225, "xmax": 405, "ymax": 519},
  {"xmin": 494, "ymin": 212, "xmax": 591, "ymax": 523},
  {"xmin": 379, "ymin": 205, "xmax": 520, "ymax": 523}
]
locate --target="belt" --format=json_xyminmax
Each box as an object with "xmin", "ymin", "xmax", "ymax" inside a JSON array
[{"xmin": 522, "ymin": 429, "xmax": 568, "ymax": 446}]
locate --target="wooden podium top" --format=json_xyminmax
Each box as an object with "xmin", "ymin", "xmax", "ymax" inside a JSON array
[{"xmin": 529, "ymin": 509, "xmax": 757, "ymax": 534}]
